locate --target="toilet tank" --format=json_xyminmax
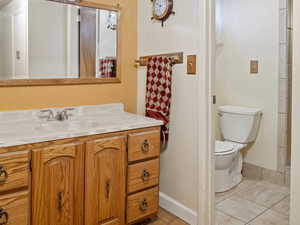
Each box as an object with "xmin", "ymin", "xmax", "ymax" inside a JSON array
[{"xmin": 218, "ymin": 105, "xmax": 262, "ymax": 144}]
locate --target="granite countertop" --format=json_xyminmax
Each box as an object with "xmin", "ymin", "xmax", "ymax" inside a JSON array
[{"xmin": 0, "ymin": 104, "xmax": 163, "ymax": 148}]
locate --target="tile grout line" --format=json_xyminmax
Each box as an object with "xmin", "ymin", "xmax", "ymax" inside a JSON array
[
  {"xmin": 215, "ymin": 180, "xmax": 290, "ymax": 225},
  {"xmin": 244, "ymin": 208, "xmax": 271, "ymax": 225},
  {"xmin": 237, "ymin": 192, "xmax": 289, "ymax": 210},
  {"xmin": 215, "ymin": 209, "xmax": 248, "ymax": 224},
  {"xmin": 215, "ymin": 180, "xmax": 260, "ymax": 205}
]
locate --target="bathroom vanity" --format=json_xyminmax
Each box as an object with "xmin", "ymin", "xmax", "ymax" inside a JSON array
[{"xmin": 0, "ymin": 104, "xmax": 163, "ymax": 225}]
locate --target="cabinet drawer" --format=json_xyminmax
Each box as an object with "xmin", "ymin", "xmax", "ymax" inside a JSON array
[
  {"xmin": 127, "ymin": 159, "xmax": 159, "ymax": 193},
  {"xmin": 0, "ymin": 151, "xmax": 29, "ymax": 193},
  {"xmin": 0, "ymin": 190, "xmax": 29, "ymax": 225},
  {"xmin": 128, "ymin": 131, "xmax": 160, "ymax": 162},
  {"xmin": 126, "ymin": 187, "xmax": 159, "ymax": 224}
]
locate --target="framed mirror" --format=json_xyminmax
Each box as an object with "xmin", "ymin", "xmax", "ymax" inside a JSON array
[{"xmin": 0, "ymin": 0, "xmax": 121, "ymax": 86}]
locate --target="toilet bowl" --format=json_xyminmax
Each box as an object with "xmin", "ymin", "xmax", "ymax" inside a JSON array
[
  {"xmin": 215, "ymin": 106, "xmax": 262, "ymax": 193},
  {"xmin": 215, "ymin": 141, "xmax": 246, "ymax": 192}
]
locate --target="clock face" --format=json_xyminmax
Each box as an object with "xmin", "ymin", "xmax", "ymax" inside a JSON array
[{"xmin": 153, "ymin": 0, "xmax": 169, "ymax": 19}]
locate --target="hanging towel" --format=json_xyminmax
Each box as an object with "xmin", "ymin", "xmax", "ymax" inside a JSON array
[
  {"xmin": 145, "ymin": 56, "xmax": 173, "ymax": 145},
  {"xmin": 99, "ymin": 57, "xmax": 116, "ymax": 78}
]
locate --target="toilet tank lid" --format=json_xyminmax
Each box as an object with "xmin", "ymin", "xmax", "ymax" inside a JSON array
[{"xmin": 218, "ymin": 105, "xmax": 262, "ymax": 115}]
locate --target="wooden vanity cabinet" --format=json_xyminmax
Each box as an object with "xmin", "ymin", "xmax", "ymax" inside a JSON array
[
  {"xmin": 0, "ymin": 150, "xmax": 30, "ymax": 225},
  {"xmin": 0, "ymin": 126, "xmax": 160, "ymax": 225},
  {"xmin": 85, "ymin": 136, "xmax": 126, "ymax": 225},
  {"xmin": 31, "ymin": 142, "xmax": 85, "ymax": 225}
]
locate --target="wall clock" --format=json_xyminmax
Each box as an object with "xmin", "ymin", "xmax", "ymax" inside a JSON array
[{"xmin": 151, "ymin": 0, "xmax": 175, "ymax": 27}]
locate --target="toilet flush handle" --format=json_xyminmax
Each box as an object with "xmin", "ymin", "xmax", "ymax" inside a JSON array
[{"xmin": 218, "ymin": 112, "xmax": 223, "ymax": 117}]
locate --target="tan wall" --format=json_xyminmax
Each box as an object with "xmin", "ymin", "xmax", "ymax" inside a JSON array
[
  {"xmin": 290, "ymin": 1, "xmax": 300, "ymax": 224},
  {"xmin": 0, "ymin": 0, "xmax": 137, "ymax": 113}
]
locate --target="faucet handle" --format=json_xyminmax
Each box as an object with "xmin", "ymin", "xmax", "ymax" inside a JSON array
[
  {"xmin": 61, "ymin": 108, "xmax": 75, "ymax": 120},
  {"xmin": 39, "ymin": 109, "xmax": 54, "ymax": 120}
]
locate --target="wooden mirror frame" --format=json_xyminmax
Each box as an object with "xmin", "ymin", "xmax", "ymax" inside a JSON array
[{"xmin": 0, "ymin": 1, "xmax": 122, "ymax": 87}]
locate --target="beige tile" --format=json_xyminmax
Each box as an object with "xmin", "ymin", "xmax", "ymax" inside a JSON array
[
  {"xmin": 236, "ymin": 178, "xmax": 260, "ymax": 191},
  {"xmin": 280, "ymin": 0, "xmax": 288, "ymax": 10},
  {"xmin": 271, "ymin": 197, "xmax": 290, "ymax": 216},
  {"xmin": 258, "ymin": 181, "xmax": 290, "ymax": 194},
  {"xmin": 277, "ymin": 147, "xmax": 288, "ymax": 173},
  {"xmin": 216, "ymin": 188, "xmax": 239, "ymax": 204},
  {"xmin": 249, "ymin": 209, "xmax": 289, "ymax": 225},
  {"xmin": 242, "ymin": 163, "xmax": 263, "ymax": 180},
  {"xmin": 215, "ymin": 179, "xmax": 259, "ymax": 204},
  {"xmin": 285, "ymin": 166, "xmax": 291, "ymax": 186},
  {"xmin": 236, "ymin": 181, "xmax": 288, "ymax": 208},
  {"xmin": 262, "ymin": 168, "xmax": 285, "ymax": 186},
  {"xmin": 278, "ymin": 113, "xmax": 288, "ymax": 148},
  {"xmin": 216, "ymin": 196, "xmax": 267, "ymax": 223},
  {"xmin": 216, "ymin": 211, "xmax": 245, "ymax": 225}
]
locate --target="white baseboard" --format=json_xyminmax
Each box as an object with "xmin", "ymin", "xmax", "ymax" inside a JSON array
[{"xmin": 159, "ymin": 192, "xmax": 198, "ymax": 225}]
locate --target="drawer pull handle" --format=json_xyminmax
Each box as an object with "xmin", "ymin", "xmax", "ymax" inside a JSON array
[
  {"xmin": 141, "ymin": 169, "xmax": 151, "ymax": 182},
  {"xmin": 139, "ymin": 199, "xmax": 148, "ymax": 212},
  {"xmin": 141, "ymin": 140, "xmax": 149, "ymax": 153},
  {"xmin": 0, "ymin": 208, "xmax": 8, "ymax": 225},
  {"xmin": 0, "ymin": 166, "xmax": 8, "ymax": 183}
]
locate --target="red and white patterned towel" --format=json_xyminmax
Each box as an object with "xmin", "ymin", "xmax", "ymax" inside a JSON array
[
  {"xmin": 145, "ymin": 56, "xmax": 173, "ymax": 145},
  {"xmin": 99, "ymin": 58, "xmax": 116, "ymax": 78}
]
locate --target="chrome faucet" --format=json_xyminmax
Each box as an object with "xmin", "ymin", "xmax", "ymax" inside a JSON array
[
  {"xmin": 39, "ymin": 109, "xmax": 55, "ymax": 121},
  {"xmin": 55, "ymin": 108, "xmax": 75, "ymax": 121},
  {"xmin": 39, "ymin": 108, "xmax": 75, "ymax": 121}
]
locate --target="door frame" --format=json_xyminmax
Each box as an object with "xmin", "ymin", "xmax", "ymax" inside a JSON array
[
  {"xmin": 197, "ymin": 0, "xmax": 215, "ymax": 224},
  {"xmin": 11, "ymin": 4, "xmax": 29, "ymax": 79}
]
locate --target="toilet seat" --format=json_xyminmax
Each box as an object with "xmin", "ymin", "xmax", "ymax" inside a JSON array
[{"xmin": 215, "ymin": 141, "xmax": 236, "ymax": 155}]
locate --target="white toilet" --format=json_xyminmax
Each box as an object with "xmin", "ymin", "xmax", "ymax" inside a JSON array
[{"xmin": 215, "ymin": 105, "xmax": 262, "ymax": 193}]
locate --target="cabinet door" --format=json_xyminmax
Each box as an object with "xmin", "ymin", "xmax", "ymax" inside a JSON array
[
  {"xmin": 85, "ymin": 136, "xmax": 126, "ymax": 225},
  {"xmin": 32, "ymin": 142, "xmax": 84, "ymax": 225}
]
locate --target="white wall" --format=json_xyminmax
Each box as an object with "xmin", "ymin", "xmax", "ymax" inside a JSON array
[
  {"xmin": 29, "ymin": 0, "xmax": 67, "ymax": 78},
  {"xmin": 0, "ymin": 13, "xmax": 12, "ymax": 79},
  {"xmin": 98, "ymin": 10, "xmax": 116, "ymax": 59},
  {"xmin": 290, "ymin": 1, "xmax": 300, "ymax": 224},
  {"xmin": 138, "ymin": 0, "xmax": 200, "ymax": 212},
  {"xmin": 0, "ymin": 0, "xmax": 26, "ymax": 79},
  {"xmin": 216, "ymin": 0, "xmax": 279, "ymax": 170},
  {"xmin": 28, "ymin": 0, "xmax": 79, "ymax": 78},
  {"xmin": 0, "ymin": 0, "xmax": 80, "ymax": 79}
]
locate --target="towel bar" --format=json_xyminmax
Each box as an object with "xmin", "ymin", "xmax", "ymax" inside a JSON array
[{"xmin": 135, "ymin": 52, "xmax": 183, "ymax": 67}]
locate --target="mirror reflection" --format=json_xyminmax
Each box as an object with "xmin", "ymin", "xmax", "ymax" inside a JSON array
[{"xmin": 0, "ymin": 0, "xmax": 118, "ymax": 80}]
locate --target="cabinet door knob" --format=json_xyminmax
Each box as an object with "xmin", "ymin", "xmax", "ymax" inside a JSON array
[
  {"xmin": 0, "ymin": 208, "xmax": 8, "ymax": 225},
  {"xmin": 139, "ymin": 199, "xmax": 148, "ymax": 212},
  {"xmin": 141, "ymin": 140, "xmax": 149, "ymax": 153},
  {"xmin": 0, "ymin": 166, "xmax": 8, "ymax": 183},
  {"xmin": 141, "ymin": 169, "xmax": 151, "ymax": 182}
]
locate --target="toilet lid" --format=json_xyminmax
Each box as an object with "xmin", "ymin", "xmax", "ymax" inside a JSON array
[{"xmin": 215, "ymin": 141, "xmax": 235, "ymax": 155}]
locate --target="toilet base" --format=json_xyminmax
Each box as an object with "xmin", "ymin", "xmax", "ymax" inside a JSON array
[
  {"xmin": 215, "ymin": 152, "xmax": 243, "ymax": 193},
  {"xmin": 215, "ymin": 171, "xmax": 242, "ymax": 193}
]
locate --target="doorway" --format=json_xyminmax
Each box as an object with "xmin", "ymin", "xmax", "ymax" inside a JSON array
[{"xmin": 212, "ymin": 0, "xmax": 292, "ymax": 225}]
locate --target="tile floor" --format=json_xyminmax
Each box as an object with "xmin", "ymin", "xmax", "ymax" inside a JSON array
[
  {"xmin": 140, "ymin": 178, "xmax": 290, "ymax": 225},
  {"xmin": 216, "ymin": 178, "xmax": 290, "ymax": 225}
]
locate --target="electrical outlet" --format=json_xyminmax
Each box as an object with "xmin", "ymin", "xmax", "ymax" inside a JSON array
[{"xmin": 250, "ymin": 60, "xmax": 259, "ymax": 74}]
